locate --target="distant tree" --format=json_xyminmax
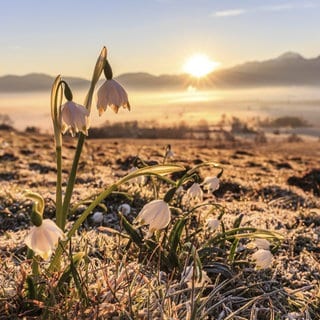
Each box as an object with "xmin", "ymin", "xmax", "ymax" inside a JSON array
[{"xmin": 0, "ymin": 114, "xmax": 14, "ymax": 130}]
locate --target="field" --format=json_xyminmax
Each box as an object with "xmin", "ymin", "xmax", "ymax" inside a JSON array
[{"xmin": 0, "ymin": 129, "xmax": 319, "ymax": 319}]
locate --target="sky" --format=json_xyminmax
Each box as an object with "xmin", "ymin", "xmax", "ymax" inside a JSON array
[{"xmin": 1, "ymin": 0, "xmax": 320, "ymax": 78}]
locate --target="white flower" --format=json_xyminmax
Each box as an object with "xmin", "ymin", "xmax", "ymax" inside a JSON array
[
  {"xmin": 92, "ymin": 211, "xmax": 104, "ymax": 224},
  {"xmin": 166, "ymin": 149, "xmax": 174, "ymax": 159},
  {"xmin": 176, "ymin": 186, "xmax": 184, "ymax": 195},
  {"xmin": 202, "ymin": 176, "xmax": 220, "ymax": 192},
  {"xmin": 247, "ymin": 238, "xmax": 271, "ymax": 250},
  {"xmin": 128, "ymin": 167, "xmax": 146, "ymax": 185},
  {"xmin": 255, "ymin": 239, "xmax": 271, "ymax": 250},
  {"xmin": 206, "ymin": 218, "xmax": 220, "ymax": 232},
  {"xmin": 186, "ymin": 183, "xmax": 203, "ymax": 202},
  {"xmin": 135, "ymin": 200, "xmax": 171, "ymax": 238},
  {"xmin": 25, "ymin": 219, "xmax": 65, "ymax": 260},
  {"xmin": 252, "ymin": 249, "xmax": 273, "ymax": 269},
  {"xmin": 182, "ymin": 266, "xmax": 211, "ymax": 288},
  {"xmin": 118, "ymin": 203, "xmax": 131, "ymax": 215},
  {"xmin": 97, "ymin": 79, "xmax": 130, "ymax": 115},
  {"xmin": 61, "ymin": 101, "xmax": 89, "ymax": 136}
]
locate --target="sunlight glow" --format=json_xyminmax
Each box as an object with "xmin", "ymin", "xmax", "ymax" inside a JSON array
[{"xmin": 183, "ymin": 54, "xmax": 220, "ymax": 78}]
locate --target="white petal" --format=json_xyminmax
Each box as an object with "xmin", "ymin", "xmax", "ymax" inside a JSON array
[{"xmin": 252, "ymin": 249, "xmax": 273, "ymax": 269}]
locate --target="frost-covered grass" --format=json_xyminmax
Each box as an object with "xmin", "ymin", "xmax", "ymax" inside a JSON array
[{"xmin": 0, "ymin": 134, "xmax": 319, "ymax": 319}]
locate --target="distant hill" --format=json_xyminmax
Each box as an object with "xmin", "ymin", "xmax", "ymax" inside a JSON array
[
  {"xmin": 1, "ymin": 52, "xmax": 320, "ymax": 92},
  {"xmin": 210, "ymin": 51, "xmax": 320, "ymax": 88},
  {"xmin": 0, "ymin": 73, "xmax": 89, "ymax": 92}
]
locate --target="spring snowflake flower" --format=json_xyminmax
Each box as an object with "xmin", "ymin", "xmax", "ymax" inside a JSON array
[
  {"xmin": 135, "ymin": 200, "xmax": 171, "ymax": 238},
  {"xmin": 202, "ymin": 176, "xmax": 220, "ymax": 192},
  {"xmin": 92, "ymin": 211, "xmax": 104, "ymax": 224},
  {"xmin": 206, "ymin": 218, "xmax": 220, "ymax": 232},
  {"xmin": 252, "ymin": 249, "xmax": 273, "ymax": 269},
  {"xmin": 255, "ymin": 238, "xmax": 271, "ymax": 250},
  {"xmin": 182, "ymin": 266, "xmax": 211, "ymax": 288},
  {"xmin": 61, "ymin": 101, "xmax": 89, "ymax": 136},
  {"xmin": 247, "ymin": 238, "xmax": 271, "ymax": 250},
  {"xmin": 186, "ymin": 183, "xmax": 203, "ymax": 202},
  {"xmin": 97, "ymin": 79, "xmax": 130, "ymax": 115},
  {"xmin": 25, "ymin": 219, "xmax": 65, "ymax": 260},
  {"xmin": 128, "ymin": 167, "xmax": 146, "ymax": 185},
  {"xmin": 118, "ymin": 203, "xmax": 131, "ymax": 215}
]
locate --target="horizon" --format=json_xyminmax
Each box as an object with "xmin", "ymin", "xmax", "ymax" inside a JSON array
[
  {"xmin": 1, "ymin": 0, "xmax": 320, "ymax": 78},
  {"xmin": 0, "ymin": 50, "xmax": 319, "ymax": 80}
]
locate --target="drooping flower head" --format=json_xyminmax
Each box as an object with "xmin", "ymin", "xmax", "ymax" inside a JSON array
[
  {"xmin": 25, "ymin": 219, "xmax": 65, "ymax": 260},
  {"xmin": 97, "ymin": 59, "xmax": 130, "ymax": 115},
  {"xmin": 186, "ymin": 183, "xmax": 203, "ymax": 202},
  {"xmin": 24, "ymin": 192, "xmax": 65, "ymax": 260},
  {"xmin": 55, "ymin": 80, "xmax": 89, "ymax": 137},
  {"xmin": 135, "ymin": 199, "xmax": 171, "ymax": 238},
  {"xmin": 182, "ymin": 266, "xmax": 211, "ymax": 288},
  {"xmin": 128, "ymin": 166, "xmax": 146, "ymax": 185},
  {"xmin": 61, "ymin": 101, "xmax": 89, "ymax": 136},
  {"xmin": 202, "ymin": 176, "xmax": 220, "ymax": 192},
  {"xmin": 206, "ymin": 218, "xmax": 220, "ymax": 232},
  {"xmin": 252, "ymin": 249, "xmax": 273, "ymax": 269},
  {"xmin": 118, "ymin": 203, "xmax": 131, "ymax": 216},
  {"xmin": 254, "ymin": 238, "xmax": 271, "ymax": 250},
  {"xmin": 247, "ymin": 238, "xmax": 271, "ymax": 250}
]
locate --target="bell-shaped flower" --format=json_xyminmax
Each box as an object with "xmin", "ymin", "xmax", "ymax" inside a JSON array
[
  {"xmin": 247, "ymin": 238, "xmax": 271, "ymax": 250},
  {"xmin": 135, "ymin": 200, "xmax": 171, "ymax": 238},
  {"xmin": 182, "ymin": 266, "xmax": 211, "ymax": 288},
  {"xmin": 118, "ymin": 203, "xmax": 131, "ymax": 216},
  {"xmin": 254, "ymin": 238, "xmax": 271, "ymax": 250},
  {"xmin": 25, "ymin": 219, "xmax": 65, "ymax": 260},
  {"xmin": 128, "ymin": 166, "xmax": 146, "ymax": 185},
  {"xmin": 202, "ymin": 176, "xmax": 220, "ymax": 192},
  {"xmin": 97, "ymin": 79, "xmax": 130, "ymax": 116},
  {"xmin": 186, "ymin": 183, "xmax": 203, "ymax": 202},
  {"xmin": 91, "ymin": 211, "xmax": 104, "ymax": 224},
  {"xmin": 252, "ymin": 249, "xmax": 273, "ymax": 269},
  {"xmin": 206, "ymin": 218, "xmax": 220, "ymax": 232},
  {"xmin": 61, "ymin": 101, "xmax": 89, "ymax": 136}
]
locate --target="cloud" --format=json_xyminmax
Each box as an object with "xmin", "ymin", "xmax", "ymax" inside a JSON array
[
  {"xmin": 212, "ymin": 9, "xmax": 246, "ymax": 17},
  {"xmin": 212, "ymin": 1, "xmax": 319, "ymax": 18}
]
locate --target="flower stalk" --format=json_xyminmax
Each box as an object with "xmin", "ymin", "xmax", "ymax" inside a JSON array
[
  {"xmin": 59, "ymin": 47, "xmax": 107, "ymax": 230},
  {"xmin": 51, "ymin": 76, "xmax": 63, "ymax": 228}
]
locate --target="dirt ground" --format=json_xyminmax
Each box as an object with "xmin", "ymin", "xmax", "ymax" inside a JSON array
[{"xmin": 0, "ymin": 129, "xmax": 319, "ymax": 318}]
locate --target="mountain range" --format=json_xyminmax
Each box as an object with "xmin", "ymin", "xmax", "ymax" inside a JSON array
[{"xmin": 1, "ymin": 52, "xmax": 320, "ymax": 92}]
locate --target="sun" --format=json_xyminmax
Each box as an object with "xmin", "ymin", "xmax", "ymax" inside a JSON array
[{"xmin": 183, "ymin": 53, "xmax": 220, "ymax": 78}]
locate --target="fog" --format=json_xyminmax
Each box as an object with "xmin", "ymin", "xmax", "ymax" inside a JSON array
[{"xmin": 0, "ymin": 86, "xmax": 319, "ymax": 132}]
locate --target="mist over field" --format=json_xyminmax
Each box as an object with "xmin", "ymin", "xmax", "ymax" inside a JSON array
[
  {"xmin": 1, "ymin": 86, "xmax": 320, "ymax": 135},
  {"xmin": 1, "ymin": 52, "xmax": 320, "ymax": 133}
]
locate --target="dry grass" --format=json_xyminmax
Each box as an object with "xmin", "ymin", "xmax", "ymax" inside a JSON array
[{"xmin": 0, "ymin": 130, "xmax": 319, "ymax": 319}]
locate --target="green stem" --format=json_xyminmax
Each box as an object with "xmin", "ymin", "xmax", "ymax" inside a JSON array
[
  {"xmin": 56, "ymin": 144, "xmax": 63, "ymax": 229},
  {"xmin": 60, "ymin": 82, "xmax": 98, "ymax": 229},
  {"xmin": 61, "ymin": 133, "xmax": 85, "ymax": 229},
  {"xmin": 48, "ymin": 164, "xmax": 185, "ymax": 272},
  {"xmin": 48, "ymin": 184, "xmax": 118, "ymax": 272}
]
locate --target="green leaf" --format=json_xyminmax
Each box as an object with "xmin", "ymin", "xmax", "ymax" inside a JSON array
[
  {"xmin": 57, "ymin": 252, "xmax": 85, "ymax": 292},
  {"xmin": 167, "ymin": 217, "xmax": 187, "ymax": 268},
  {"xmin": 164, "ymin": 187, "xmax": 177, "ymax": 203},
  {"xmin": 26, "ymin": 275, "xmax": 36, "ymax": 300},
  {"xmin": 233, "ymin": 214, "xmax": 244, "ymax": 229},
  {"xmin": 229, "ymin": 238, "xmax": 239, "ymax": 263},
  {"xmin": 119, "ymin": 213, "xmax": 143, "ymax": 246},
  {"xmin": 225, "ymin": 228, "xmax": 284, "ymax": 241},
  {"xmin": 186, "ymin": 161, "xmax": 223, "ymax": 177},
  {"xmin": 118, "ymin": 164, "xmax": 185, "ymax": 185}
]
